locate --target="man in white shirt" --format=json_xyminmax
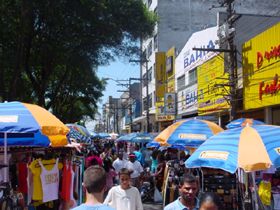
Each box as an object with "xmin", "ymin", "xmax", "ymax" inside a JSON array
[
  {"xmin": 104, "ymin": 168, "xmax": 143, "ymax": 210},
  {"xmin": 126, "ymin": 153, "xmax": 143, "ymax": 188},
  {"xmin": 112, "ymin": 152, "xmax": 129, "ymax": 184}
]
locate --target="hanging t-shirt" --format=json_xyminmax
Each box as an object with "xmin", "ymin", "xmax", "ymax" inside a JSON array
[
  {"xmin": 29, "ymin": 158, "xmax": 63, "ymax": 201},
  {"xmin": 61, "ymin": 161, "xmax": 74, "ymax": 201},
  {"xmin": 273, "ymin": 193, "xmax": 280, "ymax": 210},
  {"xmin": 258, "ymin": 180, "xmax": 271, "ymax": 206},
  {"xmin": 17, "ymin": 162, "xmax": 28, "ymax": 194},
  {"xmin": 0, "ymin": 154, "xmax": 11, "ymax": 183},
  {"xmin": 27, "ymin": 168, "xmax": 33, "ymax": 205},
  {"xmin": 39, "ymin": 158, "xmax": 60, "ymax": 203}
]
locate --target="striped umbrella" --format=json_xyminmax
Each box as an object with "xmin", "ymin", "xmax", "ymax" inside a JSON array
[
  {"xmin": 155, "ymin": 119, "xmax": 223, "ymax": 147},
  {"xmin": 0, "ymin": 101, "xmax": 69, "ymax": 147},
  {"xmin": 186, "ymin": 125, "xmax": 280, "ymax": 173},
  {"xmin": 226, "ymin": 118, "xmax": 265, "ymax": 129}
]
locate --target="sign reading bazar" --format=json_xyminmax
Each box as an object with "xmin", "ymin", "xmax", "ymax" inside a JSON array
[
  {"xmin": 175, "ymin": 26, "xmax": 219, "ymax": 116},
  {"xmin": 243, "ymin": 22, "xmax": 280, "ymax": 110}
]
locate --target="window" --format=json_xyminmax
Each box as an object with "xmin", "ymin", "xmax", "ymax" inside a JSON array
[
  {"xmin": 154, "ymin": 7, "xmax": 158, "ymax": 16},
  {"xmin": 153, "ymin": 63, "xmax": 156, "ymax": 78},
  {"xmin": 148, "ymin": 0, "xmax": 152, "ymax": 7},
  {"xmin": 143, "ymin": 97, "xmax": 148, "ymax": 111},
  {"xmin": 148, "ymin": 93, "xmax": 153, "ymax": 108},
  {"xmin": 188, "ymin": 68, "xmax": 197, "ymax": 85},
  {"xmin": 147, "ymin": 41, "xmax": 153, "ymax": 57},
  {"xmin": 143, "ymin": 73, "xmax": 147, "ymax": 87},
  {"xmin": 142, "ymin": 49, "xmax": 147, "ymax": 59},
  {"xmin": 148, "ymin": 67, "xmax": 152, "ymax": 82},
  {"xmin": 177, "ymin": 75, "xmax": 185, "ymax": 91},
  {"xmin": 154, "ymin": 34, "xmax": 158, "ymax": 50}
]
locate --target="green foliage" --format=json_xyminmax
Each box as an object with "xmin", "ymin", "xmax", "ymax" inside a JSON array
[{"xmin": 0, "ymin": 0, "xmax": 156, "ymax": 122}]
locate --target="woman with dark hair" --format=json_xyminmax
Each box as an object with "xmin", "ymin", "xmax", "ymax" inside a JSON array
[
  {"xmin": 199, "ymin": 192, "xmax": 221, "ymax": 210},
  {"xmin": 103, "ymin": 158, "xmax": 117, "ymax": 197},
  {"xmin": 154, "ymin": 153, "xmax": 165, "ymax": 191}
]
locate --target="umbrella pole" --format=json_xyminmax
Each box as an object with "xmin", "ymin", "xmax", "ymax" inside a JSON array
[
  {"xmin": 4, "ymin": 132, "xmax": 8, "ymax": 182},
  {"xmin": 252, "ymin": 172, "xmax": 259, "ymax": 210}
]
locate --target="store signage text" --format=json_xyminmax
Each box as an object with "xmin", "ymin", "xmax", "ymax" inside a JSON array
[
  {"xmin": 274, "ymin": 147, "xmax": 280, "ymax": 155},
  {"xmin": 0, "ymin": 115, "xmax": 18, "ymax": 123},
  {"xmin": 178, "ymin": 133, "xmax": 207, "ymax": 140},
  {"xmin": 184, "ymin": 40, "xmax": 215, "ymax": 68},
  {"xmin": 257, "ymin": 44, "xmax": 280, "ymax": 69},
  {"xmin": 259, "ymin": 74, "xmax": 280, "ymax": 100},
  {"xmin": 199, "ymin": 151, "xmax": 229, "ymax": 160},
  {"xmin": 156, "ymin": 115, "xmax": 174, "ymax": 121}
]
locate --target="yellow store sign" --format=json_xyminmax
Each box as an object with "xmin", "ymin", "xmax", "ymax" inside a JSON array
[
  {"xmin": 197, "ymin": 53, "xmax": 230, "ymax": 115},
  {"xmin": 243, "ymin": 22, "xmax": 280, "ymax": 110}
]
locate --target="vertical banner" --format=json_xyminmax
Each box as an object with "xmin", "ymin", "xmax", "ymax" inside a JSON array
[
  {"xmin": 155, "ymin": 52, "xmax": 166, "ymax": 101},
  {"xmin": 166, "ymin": 47, "xmax": 175, "ymax": 93},
  {"xmin": 164, "ymin": 93, "xmax": 176, "ymax": 115}
]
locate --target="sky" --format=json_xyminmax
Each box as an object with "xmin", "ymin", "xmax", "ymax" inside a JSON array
[{"xmin": 85, "ymin": 59, "xmax": 140, "ymax": 131}]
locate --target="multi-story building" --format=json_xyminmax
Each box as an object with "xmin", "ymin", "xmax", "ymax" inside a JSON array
[
  {"xmin": 138, "ymin": 0, "xmax": 280, "ymax": 132},
  {"xmin": 102, "ymin": 82, "xmax": 141, "ymax": 134}
]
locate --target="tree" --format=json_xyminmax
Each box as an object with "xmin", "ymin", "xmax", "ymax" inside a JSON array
[{"xmin": 0, "ymin": 0, "xmax": 156, "ymax": 122}]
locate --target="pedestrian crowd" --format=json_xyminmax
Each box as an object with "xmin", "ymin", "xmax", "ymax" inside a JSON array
[{"xmin": 72, "ymin": 140, "xmax": 221, "ymax": 210}]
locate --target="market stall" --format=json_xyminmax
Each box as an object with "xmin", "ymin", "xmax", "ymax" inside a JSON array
[
  {"xmin": 0, "ymin": 101, "xmax": 86, "ymax": 209},
  {"xmin": 154, "ymin": 119, "xmax": 224, "ymax": 206},
  {"xmin": 186, "ymin": 124, "xmax": 280, "ymax": 209}
]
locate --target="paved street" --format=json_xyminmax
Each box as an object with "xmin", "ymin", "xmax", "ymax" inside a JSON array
[{"xmin": 143, "ymin": 203, "xmax": 163, "ymax": 210}]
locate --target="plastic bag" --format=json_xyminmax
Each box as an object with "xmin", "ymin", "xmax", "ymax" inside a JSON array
[{"xmin": 154, "ymin": 188, "xmax": 163, "ymax": 203}]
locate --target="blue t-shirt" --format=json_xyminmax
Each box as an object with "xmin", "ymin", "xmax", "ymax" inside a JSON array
[
  {"xmin": 164, "ymin": 197, "xmax": 199, "ymax": 210},
  {"xmin": 133, "ymin": 151, "xmax": 144, "ymax": 165},
  {"xmin": 72, "ymin": 204, "xmax": 115, "ymax": 210}
]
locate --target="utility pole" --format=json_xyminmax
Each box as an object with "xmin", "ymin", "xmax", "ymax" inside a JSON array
[
  {"xmin": 226, "ymin": 0, "xmax": 237, "ymax": 121},
  {"xmin": 129, "ymin": 60, "xmax": 150, "ymax": 133},
  {"xmin": 192, "ymin": 0, "xmax": 238, "ymax": 120},
  {"xmin": 129, "ymin": 79, "xmax": 133, "ymax": 132}
]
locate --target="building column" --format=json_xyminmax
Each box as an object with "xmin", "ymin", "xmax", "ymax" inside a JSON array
[{"xmin": 264, "ymin": 107, "xmax": 272, "ymax": 124}]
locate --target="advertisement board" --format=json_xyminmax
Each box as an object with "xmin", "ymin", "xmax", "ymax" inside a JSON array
[
  {"xmin": 177, "ymin": 84, "xmax": 198, "ymax": 115},
  {"xmin": 243, "ymin": 22, "xmax": 280, "ymax": 110},
  {"xmin": 155, "ymin": 52, "xmax": 166, "ymax": 102},
  {"xmin": 197, "ymin": 53, "xmax": 230, "ymax": 115},
  {"xmin": 176, "ymin": 26, "xmax": 219, "ymax": 115},
  {"xmin": 155, "ymin": 101, "xmax": 174, "ymax": 121},
  {"xmin": 164, "ymin": 93, "xmax": 176, "ymax": 115}
]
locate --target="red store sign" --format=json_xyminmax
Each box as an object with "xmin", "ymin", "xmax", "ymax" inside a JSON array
[
  {"xmin": 259, "ymin": 74, "xmax": 280, "ymax": 100},
  {"xmin": 257, "ymin": 44, "xmax": 280, "ymax": 69}
]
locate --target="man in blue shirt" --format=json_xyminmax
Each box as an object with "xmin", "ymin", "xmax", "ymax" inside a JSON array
[
  {"xmin": 164, "ymin": 174, "xmax": 199, "ymax": 210},
  {"xmin": 73, "ymin": 166, "xmax": 115, "ymax": 210},
  {"xmin": 133, "ymin": 145, "xmax": 145, "ymax": 166}
]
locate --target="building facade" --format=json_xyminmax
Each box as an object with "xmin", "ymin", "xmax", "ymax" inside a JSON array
[{"xmin": 140, "ymin": 0, "xmax": 280, "ymax": 132}]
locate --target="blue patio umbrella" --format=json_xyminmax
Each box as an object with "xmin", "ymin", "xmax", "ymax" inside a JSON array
[
  {"xmin": 0, "ymin": 101, "xmax": 69, "ymax": 147},
  {"xmin": 97, "ymin": 132, "xmax": 111, "ymax": 139},
  {"xmin": 186, "ymin": 125, "xmax": 280, "ymax": 173},
  {"xmin": 226, "ymin": 118, "xmax": 265, "ymax": 129},
  {"xmin": 146, "ymin": 140, "xmax": 160, "ymax": 148},
  {"xmin": 66, "ymin": 126, "xmax": 91, "ymax": 143},
  {"xmin": 155, "ymin": 119, "xmax": 223, "ymax": 147},
  {"xmin": 117, "ymin": 133, "xmax": 153, "ymax": 143}
]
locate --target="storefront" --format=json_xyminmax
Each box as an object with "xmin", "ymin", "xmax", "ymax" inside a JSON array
[
  {"xmin": 175, "ymin": 26, "xmax": 219, "ymax": 120},
  {"xmin": 155, "ymin": 48, "xmax": 176, "ymax": 131},
  {"xmin": 242, "ymin": 22, "xmax": 280, "ymax": 124},
  {"xmin": 197, "ymin": 53, "xmax": 230, "ymax": 126}
]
